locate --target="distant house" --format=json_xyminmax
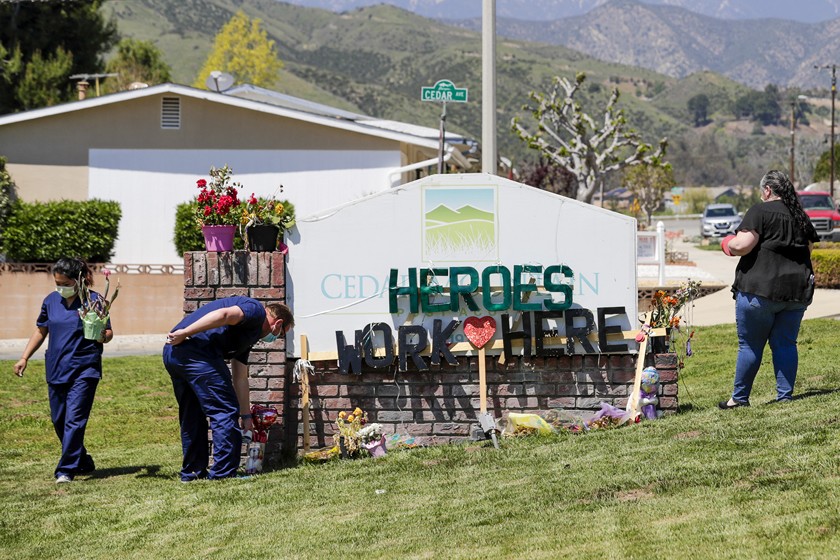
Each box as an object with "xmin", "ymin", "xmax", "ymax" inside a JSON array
[{"xmin": 0, "ymin": 83, "xmax": 473, "ymax": 264}]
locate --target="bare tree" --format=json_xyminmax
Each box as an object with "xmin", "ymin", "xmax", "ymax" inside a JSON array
[{"xmin": 512, "ymin": 72, "xmax": 668, "ymax": 204}]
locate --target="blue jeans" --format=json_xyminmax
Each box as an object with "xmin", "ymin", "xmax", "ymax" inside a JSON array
[{"xmin": 732, "ymin": 292, "xmax": 806, "ymax": 403}]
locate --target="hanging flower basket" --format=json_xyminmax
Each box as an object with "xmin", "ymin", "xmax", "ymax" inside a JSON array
[{"xmin": 202, "ymin": 225, "xmax": 236, "ymax": 251}]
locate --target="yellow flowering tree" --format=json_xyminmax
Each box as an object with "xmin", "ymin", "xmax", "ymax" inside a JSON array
[{"xmin": 193, "ymin": 11, "xmax": 284, "ymax": 89}]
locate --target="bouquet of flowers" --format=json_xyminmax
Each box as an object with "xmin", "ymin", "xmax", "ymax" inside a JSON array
[
  {"xmin": 648, "ymin": 280, "xmax": 701, "ymax": 329},
  {"xmin": 638, "ymin": 280, "xmax": 701, "ymax": 358},
  {"xmin": 357, "ymin": 423, "xmax": 383, "ymax": 445},
  {"xmin": 359, "ymin": 423, "xmax": 387, "ymax": 457},
  {"xmin": 334, "ymin": 407, "xmax": 369, "ymax": 458},
  {"xmin": 78, "ymin": 268, "xmax": 120, "ymax": 341},
  {"xmin": 194, "ymin": 165, "xmax": 242, "ymax": 226}
]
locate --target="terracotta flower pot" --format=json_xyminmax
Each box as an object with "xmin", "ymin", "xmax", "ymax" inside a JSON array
[{"xmin": 201, "ymin": 225, "xmax": 236, "ymax": 252}]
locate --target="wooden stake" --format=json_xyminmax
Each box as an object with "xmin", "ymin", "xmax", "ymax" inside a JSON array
[
  {"xmin": 478, "ymin": 346, "xmax": 488, "ymax": 414},
  {"xmin": 300, "ymin": 335, "xmax": 311, "ymax": 453},
  {"xmin": 626, "ymin": 312, "xmax": 651, "ymax": 418}
]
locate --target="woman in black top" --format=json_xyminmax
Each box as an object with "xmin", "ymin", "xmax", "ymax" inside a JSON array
[{"xmin": 719, "ymin": 170, "xmax": 819, "ymax": 408}]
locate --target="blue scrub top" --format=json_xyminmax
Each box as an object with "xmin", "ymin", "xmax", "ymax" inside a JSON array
[
  {"xmin": 171, "ymin": 296, "xmax": 266, "ymax": 363},
  {"xmin": 37, "ymin": 291, "xmax": 108, "ymax": 385}
]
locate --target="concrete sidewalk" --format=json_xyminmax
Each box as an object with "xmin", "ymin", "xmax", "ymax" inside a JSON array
[{"xmin": 0, "ymin": 334, "xmax": 164, "ymax": 361}]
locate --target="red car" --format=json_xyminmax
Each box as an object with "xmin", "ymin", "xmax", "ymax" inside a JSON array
[{"xmin": 798, "ymin": 191, "xmax": 840, "ymax": 241}]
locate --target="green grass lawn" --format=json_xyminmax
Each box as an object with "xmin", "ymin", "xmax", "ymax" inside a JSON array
[{"xmin": 3, "ymin": 319, "xmax": 840, "ymax": 559}]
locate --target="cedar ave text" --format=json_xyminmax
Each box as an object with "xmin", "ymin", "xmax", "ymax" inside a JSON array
[{"xmin": 334, "ymin": 265, "xmax": 630, "ymax": 373}]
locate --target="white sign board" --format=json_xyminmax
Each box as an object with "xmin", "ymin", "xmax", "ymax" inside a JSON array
[{"xmin": 286, "ymin": 174, "xmax": 638, "ymax": 361}]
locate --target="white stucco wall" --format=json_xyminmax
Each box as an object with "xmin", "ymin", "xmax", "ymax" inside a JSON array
[{"xmin": 89, "ymin": 149, "xmax": 401, "ymax": 264}]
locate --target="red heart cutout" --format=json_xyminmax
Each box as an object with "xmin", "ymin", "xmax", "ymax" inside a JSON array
[{"xmin": 463, "ymin": 316, "xmax": 497, "ymax": 348}]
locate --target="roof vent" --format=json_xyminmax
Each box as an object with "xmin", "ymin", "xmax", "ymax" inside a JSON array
[{"xmin": 161, "ymin": 97, "xmax": 181, "ymax": 129}]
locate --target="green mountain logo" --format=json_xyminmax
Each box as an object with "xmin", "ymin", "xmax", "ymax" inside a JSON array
[{"xmin": 426, "ymin": 204, "xmax": 494, "ymax": 224}]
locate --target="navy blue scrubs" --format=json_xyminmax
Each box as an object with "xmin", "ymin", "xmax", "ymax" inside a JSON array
[
  {"xmin": 162, "ymin": 296, "xmax": 265, "ymax": 481},
  {"xmin": 37, "ymin": 291, "xmax": 108, "ymax": 479}
]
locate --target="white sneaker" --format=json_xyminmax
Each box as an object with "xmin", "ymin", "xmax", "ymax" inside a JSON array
[{"xmin": 56, "ymin": 475, "xmax": 72, "ymax": 484}]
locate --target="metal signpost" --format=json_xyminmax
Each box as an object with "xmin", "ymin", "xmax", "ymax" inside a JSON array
[{"xmin": 420, "ymin": 80, "xmax": 468, "ymax": 174}]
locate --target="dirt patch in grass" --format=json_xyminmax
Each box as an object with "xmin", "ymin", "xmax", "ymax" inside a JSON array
[
  {"xmin": 615, "ymin": 488, "xmax": 654, "ymax": 502},
  {"xmin": 673, "ymin": 430, "xmax": 702, "ymax": 439}
]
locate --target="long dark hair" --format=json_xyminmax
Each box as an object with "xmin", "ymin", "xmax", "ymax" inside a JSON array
[
  {"xmin": 52, "ymin": 257, "xmax": 93, "ymax": 287},
  {"xmin": 760, "ymin": 170, "xmax": 818, "ymax": 239}
]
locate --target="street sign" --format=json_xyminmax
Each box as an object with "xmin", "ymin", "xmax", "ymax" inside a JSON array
[
  {"xmin": 421, "ymin": 80, "xmax": 468, "ymax": 103},
  {"xmin": 672, "ymin": 194, "xmax": 682, "ymax": 205}
]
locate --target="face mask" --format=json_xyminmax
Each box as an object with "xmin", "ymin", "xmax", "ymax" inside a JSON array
[
  {"xmin": 261, "ymin": 331, "xmax": 278, "ymax": 343},
  {"xmin": 55, "ymin": 285, "xmax": 77, "ymax": 299}
]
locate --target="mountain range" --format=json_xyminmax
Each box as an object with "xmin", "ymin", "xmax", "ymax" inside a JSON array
[
  {"xmin": 278, "ymin": 0, "xmax": 840, "ymax": 23},
  {"xmin": 450, "ymin": 0, "xmax": 840, "ymax": 89},
  {"xmin": 278, "ymin": 0, "xmax": 840, "ymax": 88},
  {"xmin": 102, "ymin": 0, "xmax": 826, "ymax": 186}
]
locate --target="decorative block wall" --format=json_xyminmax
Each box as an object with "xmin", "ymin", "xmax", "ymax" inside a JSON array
[{"xmin": 182, "ymin": 251, "xmax": 679, "ymax": 458}]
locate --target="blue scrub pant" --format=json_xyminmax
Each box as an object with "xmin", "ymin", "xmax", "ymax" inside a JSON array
[
  {"xmin": 162, "ymin": 344, "xmax": 242, "ymax": 481},
  {"xmin": 732, "ymin": 291, "xmax": 807, "ymax": 403},
  {"xmin": 48, "ymin": 376, "xmax": 98, "ymax": 479}
]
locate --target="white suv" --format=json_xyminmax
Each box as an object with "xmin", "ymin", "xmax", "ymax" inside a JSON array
[{"xmin": 701, "ymin": 203, "xmax": 741, "ymax": 238}]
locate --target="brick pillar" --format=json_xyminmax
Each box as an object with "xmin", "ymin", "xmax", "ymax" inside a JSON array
[{"xmin": 182, "ymin": 251, "xmax": 289, "ymax": 466}]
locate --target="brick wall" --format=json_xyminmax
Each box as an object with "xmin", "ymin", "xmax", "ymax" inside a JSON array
[
  {"xmin": 291, "ymin": 352, "xmax": 678, "ymax": 450},
  {"xmin": 182, "ymin": 251, "xmax": 679, "ymax": 458}
]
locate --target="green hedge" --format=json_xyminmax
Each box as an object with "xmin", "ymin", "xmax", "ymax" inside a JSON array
[
  {"xmin": 0, "ymin": 156, "xmax": 17, "ymax": 248},
  {"xmin": 173, "ymin": 200, "xmax": 243, "ymax": 256},
  {"xmin": 813, "ymin": 249, "xmax": 840, "ymax": 289},
  {"xmin": 2, "ymin": 199, "xmax": 121, "ymax": 263},
  {"xmin": 173, "ymin": 201, "xmax": 205, "ymax": 256}
]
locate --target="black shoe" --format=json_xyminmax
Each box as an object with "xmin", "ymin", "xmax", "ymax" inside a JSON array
[{"xmin": 718, "ymin": 400, "xmax": 750, "ymax": 410}]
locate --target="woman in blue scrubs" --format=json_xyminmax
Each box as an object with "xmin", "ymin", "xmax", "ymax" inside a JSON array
[{"xmin": 13, "ymin": 257, "xmax": 113, "ymax": 483}]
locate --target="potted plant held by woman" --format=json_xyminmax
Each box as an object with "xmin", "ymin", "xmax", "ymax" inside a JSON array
[
  {"xmin": 241, "ymin": 190, "xmax": 295, "ymax": 253},
  {"xmin": 194, "ymin": 165, "xmax": 242, "ymax": 251}
]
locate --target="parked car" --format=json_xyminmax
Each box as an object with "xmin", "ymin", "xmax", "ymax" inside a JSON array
[
  {"xmin": 798, "ymin": 191, "xmax": 840, "ymax": 241},
  {"xmin": 700, "ymin": 203, "xmax": 741, "ymax": 238}
]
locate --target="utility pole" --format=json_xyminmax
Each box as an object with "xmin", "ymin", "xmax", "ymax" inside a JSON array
[
  {"xmin": 790, "ymin": 95, "xmax": 808, "ymax": 184},
  {"xmin": 816, "ymin": 64, "xmax": 836, "ymax": 198},
  {"xmin": 790, "ymin": 100, "xmax": 796, "ymax": 181},
  {"xmin": 482, "ymin": 0, "xmax": 496, "ymax": 175}
]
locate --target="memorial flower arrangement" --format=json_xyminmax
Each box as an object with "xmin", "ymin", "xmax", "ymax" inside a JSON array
[
  {"xmin": 647, "ymin": 279, "xmax": 702, "ymax": 329},
  {"xmin": 357, "ymin": 422, "xmax": 384, "ymax": 445},
  {"xmin": 78, "ymin": 268, "xmax": 120, "ymax": 320},
  {"xmin": 194, "ymin": 165, "xmax": 242, "ymax": 226},
  {"xmin": 333, "ymin": 407, "xmax": 367, "ymax": 457}
]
